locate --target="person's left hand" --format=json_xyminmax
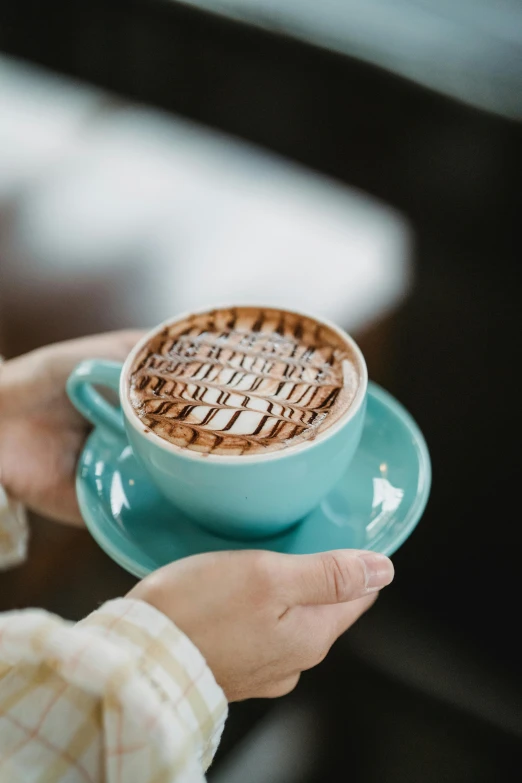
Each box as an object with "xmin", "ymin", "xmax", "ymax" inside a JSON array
[{"xmin": 0, "ymin": 331, "xmax": 144, "ymax": 525}]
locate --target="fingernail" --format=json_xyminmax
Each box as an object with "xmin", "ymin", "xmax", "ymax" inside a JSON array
[{"xmin": 357, "ymin": 552, "xmax": 395, "ymax": 592}]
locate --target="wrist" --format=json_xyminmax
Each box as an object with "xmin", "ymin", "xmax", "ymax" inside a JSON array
[{"xmin": 126, "ymin": 572, "xmax": 169, "ymax": 618}]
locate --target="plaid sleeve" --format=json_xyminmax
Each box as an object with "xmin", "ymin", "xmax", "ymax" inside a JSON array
[
  {"xmin": 0, "ymin": 598, "xmax": 228, "ymax": 783},
  {"xmin": 0, "ymin": 484, "xmax": 28, "ymax": 571}
]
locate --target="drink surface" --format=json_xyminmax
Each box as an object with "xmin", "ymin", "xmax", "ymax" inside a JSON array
[{"xmin": 128, "ymin": 307, "xmax": 360, "ymax": 456}]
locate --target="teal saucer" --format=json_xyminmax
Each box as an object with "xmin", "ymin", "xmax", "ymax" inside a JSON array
[{"xmin": 76, "ymin": 382, "xmax": 431, "ymax": 578}]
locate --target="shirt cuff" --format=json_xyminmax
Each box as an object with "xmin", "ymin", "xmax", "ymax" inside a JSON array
[
  {"xmin": 0, "ymin": 484, "xmax": 28, "ymax": 571},
  {"xmin": 0, "ymin": 355, "xmax": 29, "ymax": 571},
  {"xmin": 78, "ymin": 597, "xmax": 228, "ymax": 769}
]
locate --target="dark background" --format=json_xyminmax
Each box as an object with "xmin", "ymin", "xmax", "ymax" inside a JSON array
[{"xmin": 1, "ymin": 1, "xmax": 521, "ymax": 780}]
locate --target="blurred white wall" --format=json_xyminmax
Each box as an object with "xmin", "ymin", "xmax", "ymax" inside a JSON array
[{"xmin": 0, "ymin": 54, "xmax": 413, "ymax": 352}]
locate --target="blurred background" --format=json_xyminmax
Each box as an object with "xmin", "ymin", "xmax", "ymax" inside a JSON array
[{"xmin": 1, "ymin": 1, "xmax": 521, "ymax": 780}]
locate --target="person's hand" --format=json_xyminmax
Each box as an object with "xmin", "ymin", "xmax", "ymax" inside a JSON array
[
  {"xmin": 128, "ymin": 548, "xmax": 394, "ymax": 701},
  {"xmin": 0, "ymin": 331, "xmax": 144, "ymax": 525}
]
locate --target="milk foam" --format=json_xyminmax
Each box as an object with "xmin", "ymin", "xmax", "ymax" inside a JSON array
[{"xmin": 128, "ymin": 307, "xmax": 360, "ymax": 455}]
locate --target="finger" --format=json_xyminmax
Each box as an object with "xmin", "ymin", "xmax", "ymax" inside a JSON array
[
  {"xmin": 44, "ymin": 483, "xmax": 85, "ymax": 527},
  {"xmin": 91, "ymin": 330, "xmax": 147, "ymax": 356},
  {"xmin": 52, "ymin": 330, "xmax": 146, "ymax": 366},
  {"xmin": 282, "ymin": 593, "xmax": 378, "ymax": 669},
  {"xmin": 310, "ymin": 591, "xmax": 379, "ymax": 642},
  {"xmin": 17, "ymin": 469, "xmax": 85, "ymax": 526},
  {"xmin": 22, "ymin": 446, "xmax": 86, "ymax": 526},
  {"xmin": 259, "ymin": 674, "xmax": 301, "ymax": 699},
  {"xmin": 282, "ymin": 549, "xmax": 394, "ymax": 607}
]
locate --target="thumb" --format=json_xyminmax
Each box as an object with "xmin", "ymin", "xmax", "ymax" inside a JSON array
[{"xmin": 283, "ymin": 549, "xmax": 394, "ymax": 606}]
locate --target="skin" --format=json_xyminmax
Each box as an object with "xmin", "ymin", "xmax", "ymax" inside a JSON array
[
  {"xmin": 129, "ymin": 548, "xmax": 393, "ymax": 701},
  {"xmin": 0, "ymin": 331, "xmax": 144, "ymax": 524},
  {"xmin": 0, "ymin": 333, "xmax": 394, "ymax": 701}
]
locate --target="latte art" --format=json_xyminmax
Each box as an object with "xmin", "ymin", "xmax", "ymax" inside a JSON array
[{"xmin": 128, "ymin": 307, "xmax": 360, "ymax": 455}]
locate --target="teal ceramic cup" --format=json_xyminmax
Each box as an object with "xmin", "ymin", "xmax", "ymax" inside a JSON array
[{"xmin": 67, "ymin": 310, "xmax": 368, "ymax": 539}]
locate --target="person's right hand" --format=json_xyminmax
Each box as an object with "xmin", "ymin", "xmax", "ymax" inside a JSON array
[{"xmin": 128, "ymin": 548, "xmax": 394, "ymax": 701}]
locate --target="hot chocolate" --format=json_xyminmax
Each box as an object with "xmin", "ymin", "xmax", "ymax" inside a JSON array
[{"xmin": 128, "ymin": 307, "xmax": 361, "ymax": 456}]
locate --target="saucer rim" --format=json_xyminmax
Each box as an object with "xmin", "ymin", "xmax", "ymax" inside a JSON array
[
  {"xmin": 77, "ymin": 381, "xmax": 431, "ymax": 577},
  {"xmin": 368, "ymin": 382, "xmax": 431, "ymax": 556}
]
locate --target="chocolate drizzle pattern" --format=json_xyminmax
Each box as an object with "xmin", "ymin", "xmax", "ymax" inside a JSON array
[{"xmin": 129, "ymin": 307, "xmax": 360, "ymax": 455}]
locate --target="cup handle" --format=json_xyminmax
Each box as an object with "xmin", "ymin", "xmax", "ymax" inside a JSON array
[{"xmin": 66, "ymin": 359, "xmax": 125, "ymax": 436}]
